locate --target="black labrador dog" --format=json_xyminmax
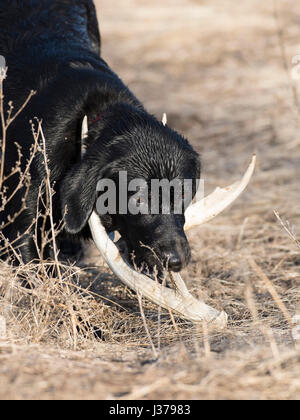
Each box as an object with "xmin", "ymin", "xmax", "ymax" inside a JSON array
[{"xmin": 0, "ymin": 0, "xmax": 200, "ymax": 273}]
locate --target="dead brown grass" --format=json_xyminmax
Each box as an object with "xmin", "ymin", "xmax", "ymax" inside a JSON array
[{"xmin": 0, "ymin": 0, "xmax": 299, "ymax": 400}]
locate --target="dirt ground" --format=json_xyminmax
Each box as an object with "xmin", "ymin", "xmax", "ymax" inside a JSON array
[{"xmin": 0, "ymin": 0, "xmax": 299, "ymax": 400}]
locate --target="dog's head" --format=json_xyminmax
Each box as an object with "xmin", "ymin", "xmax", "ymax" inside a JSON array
[{"xmin": 61, "ymin": 107, "xmax": 200, "ymax": 273}]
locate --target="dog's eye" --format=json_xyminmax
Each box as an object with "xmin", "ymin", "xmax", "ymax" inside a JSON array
[{"xmin": 129, "ymin": 195, "xmax": 147, "ymax": 206}]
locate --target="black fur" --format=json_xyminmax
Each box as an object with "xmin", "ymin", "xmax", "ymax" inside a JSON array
[{"xmin": 0, "ymin": 0, "xmax": 200, "ymax": 272}]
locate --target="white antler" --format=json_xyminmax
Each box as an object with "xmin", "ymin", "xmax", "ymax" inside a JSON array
[
  {"xmin": 89, "ymin": 212, "xmax": 228, "ymax": 326},
  {"xmin": 184, "ymin": 155, "xmax": 256, "ymax": 231},
  {"xmin": 82, "ymin": 116, "xmax": 256, "ymax": 328}
]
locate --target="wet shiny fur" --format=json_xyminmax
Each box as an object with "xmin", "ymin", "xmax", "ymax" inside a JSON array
[{"xmin": 0, "ymin": 0, "xmax": 200, "ymax": 271}]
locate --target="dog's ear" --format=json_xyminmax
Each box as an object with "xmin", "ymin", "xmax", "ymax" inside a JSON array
[
  {"xmin": 60, "ymin": 156, "xmax": 122, "ymax": 234},
  {"xmin": 60, "ymin": 159, "xmax": 99, "ymax": 234}
]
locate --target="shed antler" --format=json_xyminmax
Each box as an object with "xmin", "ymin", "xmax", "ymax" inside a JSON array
[{"xmin": 82, "ymin": 116, "xmax": 256, "ymax": 328}]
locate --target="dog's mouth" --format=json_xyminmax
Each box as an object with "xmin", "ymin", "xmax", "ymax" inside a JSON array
[
  {"xmin": 114, "ymin": 236, "xmax": 172, "ymax": 283},
  {"xmin": 113, "ymin": 218, "xmax": 192, "ymax": 275},
  {"xmin": 114, "ymin": 235, "xmax": 194, "ymax": 293}
]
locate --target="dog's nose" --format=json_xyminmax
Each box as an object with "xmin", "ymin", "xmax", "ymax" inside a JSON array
[{"xmin": 164, "ymin": 252, "xmax": 183, "ymax": 272}]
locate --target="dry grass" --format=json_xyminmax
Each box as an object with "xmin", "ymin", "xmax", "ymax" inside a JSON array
[{"xmin": 0, "ymin": 0, "xmax": 299, "ymax": 400}]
